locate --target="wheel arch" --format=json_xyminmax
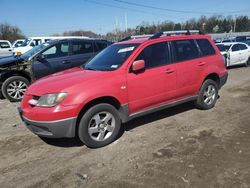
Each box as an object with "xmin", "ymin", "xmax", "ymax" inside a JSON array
[
  {"xmin": 0, "ymin": 70, "xmax": 31, "ymax": 83},
  {"xmin": 75, "ymin": 96, "xmax": 122, "ymax": 137},
  {"xmin": 203, "ymin": 73, "xmax": 220, "ymax": 86}
]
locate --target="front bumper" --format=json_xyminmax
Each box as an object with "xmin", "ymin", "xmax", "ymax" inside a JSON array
[{"xmin": 18, "ymin": 107, "xmax": 77, "ymax": 138}]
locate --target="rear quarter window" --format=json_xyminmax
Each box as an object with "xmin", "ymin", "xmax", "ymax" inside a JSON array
[
  {"xmin": 196, "ymin": 39, "xmax": 215, "ymax": 56},
  {"xmin": 172, "ymin": 39, "xmax": 199, "ymax": 62}
]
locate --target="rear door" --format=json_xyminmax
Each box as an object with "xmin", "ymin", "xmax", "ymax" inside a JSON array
[
  {"xmin": 238, "ymin": 43, "xmax": 250, "ymax": 63},
  {"xmin": 127, "ymin": 42, "xmax": 177, "ymax": 114},
  {"xmin": 32, "ymin": 42, "xmax": 71, "ymax": 79},
  {"xmin": 172, "ymin": 39, "xmax": 203, "ymax": 98},
  {"xmin": 69, "ymin": 40, "xmax": 94, "ymax": 67}
]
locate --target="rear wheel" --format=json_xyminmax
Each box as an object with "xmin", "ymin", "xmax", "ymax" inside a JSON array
[
  {"xmin": 78, "ymin": 103, "xmax": 121, "ymax": 148},
  {"xmin": 246, "ymin": 57, "xmax": 250, "ymax": 67},
  {"xmin": 1, "ymin": 76, "xmax": 29, "ymax": 102},
  {"xmin": 195, "ymin": 79, "xmax": 218, "ymax": 110}
]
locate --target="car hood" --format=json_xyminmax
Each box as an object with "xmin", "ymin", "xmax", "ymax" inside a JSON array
[
  {"xmin": 0, "ymin": 55, "xmax": 22, "ymax": 67},
  {"xmin": 26, "ymin": 67, "xmax": 110, "ymax": 96}
]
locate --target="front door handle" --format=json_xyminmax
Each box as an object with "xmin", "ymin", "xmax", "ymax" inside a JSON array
[
  {"xmin": 62, "ymin": 60, "xmax": 71, "ymax": 64},
  {"xmin": 198, "ymin": 62, "xmax": 206, "ymax": 66},
  {"xmin": 165, "ymin": 69, "xmax": 175, "ymax": 74}
]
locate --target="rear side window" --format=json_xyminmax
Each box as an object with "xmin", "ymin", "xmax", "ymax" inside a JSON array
[
  {"xmin": 94, "ymin": 42, "xmax": 108, "ymax": 52},
  {"xmin": 196, "ymin": 39, "xmax": 215, "ymax": 56},
  {"xmin": 232, "ymin": 44, "xmax": 240, "ymax": 52},
  {"xmin": 0, "ymin": 42, "xmax": 10, "ymax": 48},
  {"xmin": 172, "ymin": 40, "xmax": 199, "ymax": 62},
  {"xmin": 135, "ymin": 42, "xmax": 170, "ymax": 69},
  {"xmin": 72, "ymin": 41, "xmax": 93, "ymax": 55},
  {"xmin": 239, "ymin": 44, "xmax": 248, "ymax": 50}
]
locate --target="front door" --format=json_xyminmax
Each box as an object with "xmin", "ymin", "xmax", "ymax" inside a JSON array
[
  {"xmin": 32, "ymin": 42, "xmax": 71, "ymax": 79},
  {"xmin": 229, "ymin": 44, "xmax": 241, "ymax": 65},
  {"xmin": 127, "ymin": 42, "xmax": 177, "ymax": 114}
]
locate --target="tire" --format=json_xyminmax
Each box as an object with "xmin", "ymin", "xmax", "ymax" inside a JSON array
[
  {"xmin": 195, "ymin": 79, "xmax": 219, "ymax": 110},
  {"xmin": 1, "ymin": 76, "xmax": 29, "ymax": 102},
  {"xmin": 78, "ymin": 103, "xmax": 121, "ymax": 148},
  {"xmin": 0, "ymin": 91, "xmax": 4, "ymax": 99},
  {"xmin": 245, "ymin": 57, "xmax": 250, "ymax": 67}
]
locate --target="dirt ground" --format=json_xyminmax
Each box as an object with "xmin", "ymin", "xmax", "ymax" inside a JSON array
[{"xmin": 0, "ymin": 66, "xmax": 250, "ymax": 188}]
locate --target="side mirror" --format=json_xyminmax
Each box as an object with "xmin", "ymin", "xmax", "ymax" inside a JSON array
[
  {"xmin": 131, "ymin": 60, "xmax": 145, "ymax": 73},
  {"xmin": 30, "ymin": 42, "xmax": 35, "ymax": 47},
  {"xmin": 36, "ymin": 54, "xmax": 45, "ymax": 62}
]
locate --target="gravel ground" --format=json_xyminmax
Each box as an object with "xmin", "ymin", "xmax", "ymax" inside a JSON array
[{"xmin": 0, "ymin": 66, "xmax": 250, "ymax": 188}]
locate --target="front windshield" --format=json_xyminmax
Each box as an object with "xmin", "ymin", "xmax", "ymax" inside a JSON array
[
  {"xmin": 20, "ymin": 39, "xmax": 31, "ymax": 47},
  {"xmin": 84, "ymin": 43, "xmax": 139, "ymax": 71},
  {"xmin": 216, "ymin": 44, "xmax": 231, "ymax": 52},
  {"xmin": 21, "ymin": 43, "xmax": 48, "ymax": 58}
]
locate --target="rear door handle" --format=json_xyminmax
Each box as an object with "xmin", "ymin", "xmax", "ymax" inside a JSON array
[
  {"xmin": 165, "ymin": 69, "xmax": 175, "ymax": 74},
  {"xmin": 62, "ymin": 60, "xmax": 71, "ymax": 64},
  {"xmin": 198, "ymin": 62, "xmax": 206, "ymax": 66}
]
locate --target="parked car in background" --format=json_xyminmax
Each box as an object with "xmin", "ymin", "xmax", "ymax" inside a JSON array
[
  {"xmin": 0, "ymin": 40, "xmax": 13, "ymax": 57},
  {"xmin": 0, "ymin": 38, "xmax": 111, "ymax": 102},
  {"xmin": 216, "ymin": 42, "xmax": 250, "ymax": 67},
  {"xmin": 235, "ymin": 36, "xmax": 250, "ymax": 43},
  {"xmin": 13, "ymin": 36, "xmax": 93, "ymax": 56},
  {"xmin": 19, "ymin": 30, "xmax": 228, "ymax": 148},
  {"xmin": 12, "ymin": 39, "xmax": 25, "ymax": 48},
  {"xmin": 213, "ymin": 37, "xmax": 235, "ymax": 44}
]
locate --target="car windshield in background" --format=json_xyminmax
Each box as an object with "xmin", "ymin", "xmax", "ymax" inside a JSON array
[
  {"xmin": 216, "ymin": 44, "xmax": 231, "ymax": 52},
  {"xmin": 20, "ymin": 39, "xmax": 31, "ymax": 47},
  {"xmin": 84, "ymin": 44, "xmax": 139, "ymax": 71},
  {"xmin": 21, "ymin": 43, "xmax": 48, "ymax": 58}
]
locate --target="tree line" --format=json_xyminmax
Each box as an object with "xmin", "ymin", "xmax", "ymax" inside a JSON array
[{"xmin": 1, "ymin": 15, "xmax": 250, "ymax": 42}]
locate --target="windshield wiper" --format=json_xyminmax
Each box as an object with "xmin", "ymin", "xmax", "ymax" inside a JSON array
[{"xmin": 84, "ymin": 67, "xmax": 98, "ymax": 71}]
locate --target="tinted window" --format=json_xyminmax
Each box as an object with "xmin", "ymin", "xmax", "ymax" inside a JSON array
[
  {"xmin": 173, "ymin": 40, "xmax": 199, "ymax": 62},
  {"xmin": 42, "ymin": 42, "xmax": 69, "ymax": 59},
  {"xmin": 94, "ymin": 42, "xmax": 108, "ymax": 52},
  {"xmin": 0, "ymin": 42, "xmax": 10, "ymax": 48},
  {"xmin": 196, "ymin": 39, "xmax": 215, "ymax": 56},
  {"xmin": 72, "ymin": 41, "xmax": 93, "ymax": 55},
  {"xmin": 85, "ymin": 44, "xmax": 138, "ymax": 71},
  {"xmin": 232, "ymin": 44, "xmax": 240, "ymax": 52},
  {"xmin": 239, "ymin": 44, "xmax": 248, "ymax": 50},
  {"xmin": 216, "ymin": 44, "xmax": 231, "ymax": 52},
  {"xmin": 33, "ymin": 39, "xmax": 42, "ymax": 46},
  {"xmin": 135, "ymin": 42, "xmax": 170, "ymax": 68}
]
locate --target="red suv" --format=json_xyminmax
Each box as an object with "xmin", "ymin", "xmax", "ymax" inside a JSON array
[{"xmin": 19, "ymin": 30, "xmax": 228, "ymax": 148}]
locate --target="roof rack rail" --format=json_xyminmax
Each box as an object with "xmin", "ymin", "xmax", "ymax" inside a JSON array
[
  {"xmin": 119, "ymin": 34, "xmax": 153, "ymax": 42},
  {"xmin": 149, "ymin": 30, "xmax": 202, "ymax": 40}
]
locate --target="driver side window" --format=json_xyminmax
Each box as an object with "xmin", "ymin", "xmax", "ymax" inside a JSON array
[
  {"xmin": 42, "ymin": 42, "xmax": 69, "ymax": 59},
  {"xmin": 232, "ymin": 44, "xmax": 240, "ymax": 52}
]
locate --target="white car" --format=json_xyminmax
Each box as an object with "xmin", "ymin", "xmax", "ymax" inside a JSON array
[
  {"xmin": 216, "ymin": 42, "xmax": 250, "ymax": 67},
  {"xmin": 0, "ymin": 40, "xmax": 13, "ymax": 57},
  {"xmin": 12, "ymin": 39, "xmax": 25, "ymax": 48},
  {"xmin": 13, "ymin": 36, "xmax": 89, "ymax": 55}
]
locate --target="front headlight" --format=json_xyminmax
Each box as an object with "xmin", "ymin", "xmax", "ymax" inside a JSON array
[{"xmin": 36, "ymin": 93, "xmax": 68, "ymax": 107}]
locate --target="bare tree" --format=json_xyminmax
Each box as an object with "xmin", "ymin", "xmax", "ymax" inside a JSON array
[{"xmin": 0, "ymin": 23, "xmax": 25, "ymax": 42}]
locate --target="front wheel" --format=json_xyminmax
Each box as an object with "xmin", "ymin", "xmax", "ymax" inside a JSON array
[
  {"xmin": 1, "ymin": 76, "xmax": 29, "ymax": 102},
  {"xmin": 78, "ymin": 103, "xmax": 121, "ymax": 148},
  {"xmin": 195, "ymin": 79, "xmax": 218, "ymax": 110}
]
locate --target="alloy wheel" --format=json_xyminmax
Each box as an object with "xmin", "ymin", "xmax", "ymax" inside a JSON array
[{"xmin": 88, "ymin": 111, "xmax": 115, "ymax": 142}]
